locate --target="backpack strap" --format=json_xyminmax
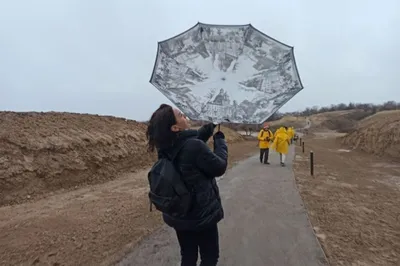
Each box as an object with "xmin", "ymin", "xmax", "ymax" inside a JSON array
[{"xmin": 170, "ymin": 139, "xmax": 192, "ymax": 193}]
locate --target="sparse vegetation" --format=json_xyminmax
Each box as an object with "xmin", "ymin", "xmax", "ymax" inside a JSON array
[{"xmin": 269, "ymin": 101, "xmax": 399, "ymax": 121}]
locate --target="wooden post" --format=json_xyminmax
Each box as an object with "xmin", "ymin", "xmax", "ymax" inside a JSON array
[
  {"xmin": 302, "ymin": 141, "xmax": 305, "ymax": 153},
  {"xmin": 310, "ymin": 151, "xmax": 314, "ymax": 176}
]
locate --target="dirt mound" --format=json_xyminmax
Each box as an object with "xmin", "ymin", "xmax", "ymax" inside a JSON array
[
  {"xmin": 341, "ymin": 110, "xmax": 400, "ymax": 160},
  {"xmin": 0, "ymin": 112, "xmax": 245, "ymax": 206},
  {"xmin": 269, "ymin": 116, "xmax": 306, "ymax": 129},
  {"xmin": 0, "ymin": 140, "xmax": 257, "ymax": 266},
  {"xmin": 215, "ymin": 126, "xmax": 245, "ymax": 143},
  {"xmin": 314, "ymin": 109, "xmax": 372, "ymax": 133},
  {"xmin": 270, "ymin": 109, "xmax": 371, "ymax": 132},
  {"xmin": 0, "ymin": 111, "xmax": 155, "ymax": 206},
  {"xmin": 319, "ymin": 117, "xmax": 354, "ymax": 133}
]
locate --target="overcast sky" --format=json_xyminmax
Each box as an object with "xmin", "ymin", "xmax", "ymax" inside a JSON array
[{"xmin": 1, "ymin": 0, "xmax": 399, "ymax": 121}]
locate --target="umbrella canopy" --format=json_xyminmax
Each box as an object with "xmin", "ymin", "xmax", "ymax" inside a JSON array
[{"xmin": 150, "ymin": 22, "xmax": 303, "ymax": 124}]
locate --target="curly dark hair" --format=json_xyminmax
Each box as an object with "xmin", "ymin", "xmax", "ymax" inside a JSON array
[{"xmin": 146, "ymin": 104, "xmax": 178, "ymax": 152}]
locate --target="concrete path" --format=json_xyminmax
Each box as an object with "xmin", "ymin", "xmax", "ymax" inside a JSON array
[{"xmin": 117, "ymin": 146, "xmax": 327, "ymax": 266}]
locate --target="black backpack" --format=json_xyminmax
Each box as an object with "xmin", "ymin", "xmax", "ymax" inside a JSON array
[
  {"xmin": 260, "ymin": 129, "xmax": 272, "ymax": 141},
  {"xmin": 147, "ymin": 141, "xmax": 192, "ymax": 217}
]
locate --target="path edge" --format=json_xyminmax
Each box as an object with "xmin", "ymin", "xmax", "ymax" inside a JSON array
[{"xmin": 291, "ymin": 149, "xmax": 330, "ymax": 265}]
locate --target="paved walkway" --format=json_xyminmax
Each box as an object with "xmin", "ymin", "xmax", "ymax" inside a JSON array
[{"xmin": 117, "ymin": 146, "xmax": 327, "ymax": 266}]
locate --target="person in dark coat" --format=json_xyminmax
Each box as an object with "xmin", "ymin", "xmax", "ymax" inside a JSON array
[{"xmin": 146, "ymin": 104, "xmax": 228, "ymax": 266}]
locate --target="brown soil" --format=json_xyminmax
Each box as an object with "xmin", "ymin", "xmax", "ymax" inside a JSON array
[
  {"xmin": 341, "ymin": 110, "xmax": 400, "ymax": 161},
  {"xmin": 268, "ymin": 115, "xmax": 307, "ymax": 129},
  {"xmin": 0, "ymin": 112, "xmax": 155, "ymax": 206},
  {"xmin": 293, "ymin": 135, "xmax": 400, "ymax": 266},
  {"xmin": 270, "ymin": 109, "xmax": 370, "ymax": 132},
  {"xmin": 0, "ymin": 112, "xmax": 244, "ymax": 207},
  {"xmin": 311, "ymin": 109, "xmax": 371, "ymax": 132},
  {"xmin": 0, "ymin": 111, "xmax": 258, "ymax": 266}
]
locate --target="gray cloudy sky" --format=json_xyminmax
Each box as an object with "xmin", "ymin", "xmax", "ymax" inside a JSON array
[{"xmin": 1, "ymin": 0, "xmax": 399, "ymax": 121}]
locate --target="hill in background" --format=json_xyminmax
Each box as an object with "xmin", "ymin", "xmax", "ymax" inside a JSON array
[{"xmin": 341, "ymin": 110, "xmax": 400, "ymax": 161}]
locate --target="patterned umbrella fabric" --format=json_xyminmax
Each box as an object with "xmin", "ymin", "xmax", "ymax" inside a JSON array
[{"xmin": 150, "ymin": 22, "xmax": 303, "ymax": 124}]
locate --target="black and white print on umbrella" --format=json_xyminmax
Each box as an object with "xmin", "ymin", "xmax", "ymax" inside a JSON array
[{"xmin": 150, "ymin": 22, "xmax": 303, "ymax": 124}]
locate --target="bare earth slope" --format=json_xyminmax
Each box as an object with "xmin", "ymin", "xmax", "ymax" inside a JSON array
[
  {"xmin": 0, "ymin": 141, "xmax": 258, "ymax": 266},
  {"xmin": 268, "ymin": 115, "xmax": 307, "ymax": 129},
  {"xmin": 341, "ymin": 110, "xmax": 400, "ymax": 161},
  {"xmin": 0, "ymin": 111, "xmax": 257, "ymax": 266},
  {"xmin": 0, "ymin": 112, "xmax": 154, "ymax": 206},
  {"xmin": 0, "ymin": 112, "xmax": 245, "ymax": 206},
  {"xmin": 269, "ymin": 109, "xmax": 371, "ymax": 133}
]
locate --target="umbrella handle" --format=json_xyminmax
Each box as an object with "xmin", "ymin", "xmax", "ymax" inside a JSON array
[{"xmin": 218, "ymin": 124, "xmax": 221, "ymax": 131}]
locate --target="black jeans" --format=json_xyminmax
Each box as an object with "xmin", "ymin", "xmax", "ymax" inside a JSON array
[
  {"xmin": 176, "ymin": 224, "xmax": 219, "ymax": 266},
  {"xmin": 259, "ymin": 148, "xmax": 269, "ymax": 163}
]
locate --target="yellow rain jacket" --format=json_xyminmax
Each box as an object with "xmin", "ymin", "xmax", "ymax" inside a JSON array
[
  {"xmin": 272, "ymin": 127, "xmax": 290, "ymax": 154},
  {"xmin": 257, "ymin": 128, "xmax": 273, "ymax": 149},
  {"xmin": 287, "ymin": 127, "xmax": 295, "ymax": 140}
]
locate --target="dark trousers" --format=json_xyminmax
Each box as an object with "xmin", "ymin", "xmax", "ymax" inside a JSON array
[
  {"xmin": 176, "ymin": 224, "xmax": 219, "ymax": 266},
  {"xmin": 260, "ymin": 148, "xmax": 269, "ymax": 163}
]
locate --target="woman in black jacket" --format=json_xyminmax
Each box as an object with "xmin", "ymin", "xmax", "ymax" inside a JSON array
[{"xmin": 146, "ymin": 104, "xmax": 228, "ymax": 266}]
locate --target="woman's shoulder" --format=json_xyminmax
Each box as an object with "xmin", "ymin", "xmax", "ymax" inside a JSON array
[
  {"xmin": 177, "ymin": 138, "xmax": 209, "ymax": 162},
  {"xmin": 183, "ymin": 137, "xmax": 207, "ymax": 149},
  {"xmin": 183, "ymin": 137, "xmax": 215, "ymax": 154}
]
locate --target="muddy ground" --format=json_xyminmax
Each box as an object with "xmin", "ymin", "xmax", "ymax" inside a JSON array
[
  {"xmin": 293, "ymin": 135, "xmax": 400, "ymax": 266},
  {"xmin": 0, "ymin": 140, "xmax": 258, "ymax": 266}
]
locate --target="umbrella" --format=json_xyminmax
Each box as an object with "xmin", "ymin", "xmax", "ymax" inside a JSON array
[{"xmin": 150, "ymin": 22, "xmax": 303, "ymax": 124}]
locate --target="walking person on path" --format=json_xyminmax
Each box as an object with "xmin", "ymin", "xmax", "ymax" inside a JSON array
[
  {"xmin": 257, "ymin": 122, "xmax": 274, "ymax": 164},
  {"xmin": 287, "ymin": 126, "xmax": 295, "ymax": 144},
  {"xmin": 146, "ymin": 104, "xmax": 228, "ymax": 266},
  {"xmin": 272, "ymin": 126, "xmax": 290, "ymax": 167}
]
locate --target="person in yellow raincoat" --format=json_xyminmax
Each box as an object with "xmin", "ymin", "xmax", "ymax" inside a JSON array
[
  {"xmin": 257, "ymin": 122, "xmax": 274, "ymax": 164},
  {"xmin": 272, "ymin": 126, "xmax": 290, "ymax": 167},
  {"xmin": 287, "ymin": 127, "xmax": 295, "ymax": 144}
]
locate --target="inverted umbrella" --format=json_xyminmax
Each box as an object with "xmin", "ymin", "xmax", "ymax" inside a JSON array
[{"xmin": 150, "ymin": 22, "xmax": 303, "ymax": 124}]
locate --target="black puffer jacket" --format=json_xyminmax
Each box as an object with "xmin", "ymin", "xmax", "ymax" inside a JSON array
[{"xmin": 158, "ymin": 126, "xmax": 228, "ymax": 231}]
